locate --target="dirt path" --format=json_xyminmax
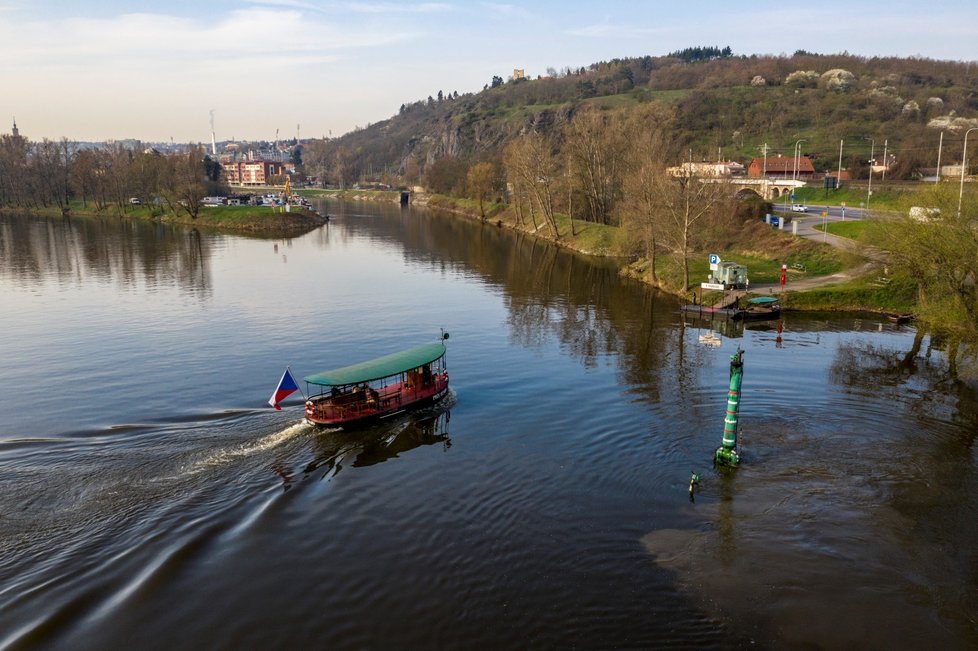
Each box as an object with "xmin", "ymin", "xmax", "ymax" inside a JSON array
[{"xmin": 750, "ymin": 222, "xmax": 886, "ymax": 293}]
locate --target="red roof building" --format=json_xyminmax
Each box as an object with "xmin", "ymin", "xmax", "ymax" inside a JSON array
[
  {"xmin": 223, "ymin": 160, "xmax": 287, "ymax": 186},
  {"xmin": 747, "ymin": 155, "xmax": 815, "ymax": 179}
]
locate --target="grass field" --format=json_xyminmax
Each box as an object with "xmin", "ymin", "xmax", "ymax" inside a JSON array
[
  {"xmin": 814, "ymin": 220, "xmax": 870, "ymax": 239},
  {"xmin": 790, "ymin": 186, "xmax": 906, "ymax": 211}
]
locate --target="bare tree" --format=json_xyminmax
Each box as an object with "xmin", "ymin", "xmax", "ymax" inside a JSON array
[
  {"xmin": 161, "ymin": 146, "xmax": 207, "ymax": 219},
  {"xmin": 563, "ymin": 106, "xmax": 629, "ymax": 225},
  {"xmin": 656, "ymin": 170, "xmax": 731, "ymax": 291},
  {"xmin": 621, "ymin": 105, "xmax": 675, "ymax": 283},
  {"xmin": 466, "ymin": 161, "xmax": 494, "ymax": 220},
  {"xmin": 503, "ymin": 133, "xmax": 560, "ymax": 240}
]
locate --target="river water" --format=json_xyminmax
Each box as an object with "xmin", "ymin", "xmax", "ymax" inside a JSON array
[{"xmin": 0, "ymin": 202, "xmax": 975, "ymax": 649}]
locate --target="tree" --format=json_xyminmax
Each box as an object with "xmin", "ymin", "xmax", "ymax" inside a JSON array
[
  {"xmin": 162, "ymin": 146, "xmax": 207, "ymax": 219},
  {"xmin": 621, "ymin": 105, "xmax": 676, "ymax": 283},
  {"xmin": 869, "ymin": 185, "xmax": 978, "ymax": 342},
  {"xmin": 403, "ymin": 157, "xmax": 420, "ymax": 185},
  {"xmin": 503, "ymin": 133, "xmax": 560, "ymax": 240},
  {"xmin": 332, "ymin": 145, "xmax": 357, "ymax": 188},
  {"xmin": 425, "ymin": 156, "xmax": 468, "ymax": 195},
  {"xmin": 563, "ymin": 107, "xmax": 629, "ymax": 225},
  {"xmin": 466, "ymin": 161, "xmax": 494, "ymax": 220},
  {"xmin": 491, "ymin": 75, "xmax": 503, "ymax": 88},
  {"xmin": 303, "ymin": 138, "xmax": 332, "ymax": 187},
  {"xmin": 656, "ymin": 169, "xmax": 731, "ymax": 291}
]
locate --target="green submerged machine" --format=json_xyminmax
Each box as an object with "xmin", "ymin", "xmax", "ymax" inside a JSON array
[{"xmin": 714, "ymin": 348, "xmax": 744, "ymax": 467}]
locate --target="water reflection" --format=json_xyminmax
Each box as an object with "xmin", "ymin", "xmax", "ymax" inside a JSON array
[
  {"xmin": 0, "ymin": 212, "xmax": 213, "ymax": 295},
  {"xmin": 303, "ymin": 409, "xmax": 452, "ymax": 481},
  {"xmin": 644, "ymin": 333, "xmax": 978, "ymax": 648},
  {"xmin": 318, "ymin": 200, "xmax": 691, "ymax": 398}
]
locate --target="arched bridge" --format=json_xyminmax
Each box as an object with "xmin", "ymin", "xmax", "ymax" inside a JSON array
[{"xmin": 702, "ymin": 178, "xmax": 806, "ymax": 200}]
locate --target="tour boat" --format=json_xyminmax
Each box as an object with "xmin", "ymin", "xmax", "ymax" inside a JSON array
[{"xmin": 303, "ymin": 338, "xmax": 449, "ymax": 428}]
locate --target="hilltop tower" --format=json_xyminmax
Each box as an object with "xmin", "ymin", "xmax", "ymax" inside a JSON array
[{"xmin": 11, "ymin": 118, "xmax": 19, "ymax": 138}]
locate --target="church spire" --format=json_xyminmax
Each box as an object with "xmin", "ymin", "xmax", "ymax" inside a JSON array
[{"xmin": 11, "ymin": 118, "xmax": 18, "ymax": 138}]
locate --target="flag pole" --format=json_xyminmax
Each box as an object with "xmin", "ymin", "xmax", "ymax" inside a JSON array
[{"xmin": 289, "ymin": 365, "xmax": 308, "ymax": 401}]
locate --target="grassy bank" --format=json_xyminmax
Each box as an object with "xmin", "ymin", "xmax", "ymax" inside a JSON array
[
  {"xmin": 290, "ymin": 188, "xmax": 911, "ymax": 313},
  {"xmin": 780, "ymin": 274, "xmax": 916, "ymax": 313},
  {"xmin": 5, "ymin": 200, "xmax": 325, "ymax": 236}
]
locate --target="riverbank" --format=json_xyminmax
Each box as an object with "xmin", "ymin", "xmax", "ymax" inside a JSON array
[
  {"xmin": 302, "ymin": 188, "xmax": 911, "ymax": 313},
  {"xmin": 1, "ymin": 201, "xmax": 327, "ymax": 237}
]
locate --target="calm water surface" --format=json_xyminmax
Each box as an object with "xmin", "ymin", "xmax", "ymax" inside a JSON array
[{"xmin": 0, "ymin": 203, "xmax": 976, "ymax": 649}]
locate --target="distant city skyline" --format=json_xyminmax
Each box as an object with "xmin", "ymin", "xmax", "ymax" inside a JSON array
[{"xmin": 2, "ymin": 0, "xmax": 977, "ymax": 143}]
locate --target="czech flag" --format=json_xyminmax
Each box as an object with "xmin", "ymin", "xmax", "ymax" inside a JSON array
[{"xmin": 269, "ymin": 368, "xmax": 299, "ymax": 410}]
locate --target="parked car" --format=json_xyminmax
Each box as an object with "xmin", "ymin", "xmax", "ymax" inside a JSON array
[
  {"xmin": 129, "ymin": 197, "xmax": 141, "ymax": 205},
  {"xmin": 791, "ymin": 204, "xmax": 809, "ymax": 213}
]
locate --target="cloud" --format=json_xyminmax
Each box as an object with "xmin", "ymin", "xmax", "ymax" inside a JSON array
[
  {"xmin": 479, "ymin": 2, "xmax": 532, "ymax": 19},
  {"xmin": 243, "ymin": 0, "xmax": 452, "ymax": 13},
  {"xmin": 0, "ymin": 7, "xmax": 418, "ymax": 66},
  {"xmin": 341, "ymin": 2, "xmax": 452, "ymax": 13},
  {"xmin": 565, "ymin": 21, "xmax": 668, "ymax": 38}
]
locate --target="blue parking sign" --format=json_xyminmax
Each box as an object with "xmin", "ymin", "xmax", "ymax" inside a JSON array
[{"xmin": 709, "ymin": 254, "xmax": 719, "ymax": 265}]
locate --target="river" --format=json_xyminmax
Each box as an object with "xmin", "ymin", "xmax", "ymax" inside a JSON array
[{"xmin": 0, "ymin": 201, "xmax": 975, "ymax": 649}]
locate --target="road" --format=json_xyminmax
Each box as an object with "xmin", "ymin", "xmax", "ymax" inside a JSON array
[{"xmin": 748, "ymin": 204, "xmax": 886, "ymax": 292}]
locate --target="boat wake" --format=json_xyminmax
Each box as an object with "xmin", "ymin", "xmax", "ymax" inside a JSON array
[{"xmin": 186, "ymin": 420, "xmax": 313, "ymax": 474}]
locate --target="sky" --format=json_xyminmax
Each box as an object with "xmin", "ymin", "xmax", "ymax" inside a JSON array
[{"xmin": 2, "ymin": 0, "xmax": 977, "ymax": 143}]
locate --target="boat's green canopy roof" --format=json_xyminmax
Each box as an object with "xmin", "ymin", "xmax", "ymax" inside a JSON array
[
  {"xmin": 303, "ymin": 342, "xmax": 446, "ymax": 387},
  {"xmin": 747, "ymin": 296, "xmax": 779, "ymax": 305}
]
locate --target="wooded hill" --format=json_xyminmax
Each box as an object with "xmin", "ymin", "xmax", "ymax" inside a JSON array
[{"xmin": 305, "ymin": 50, "xmax": 978, "ymax": 186}]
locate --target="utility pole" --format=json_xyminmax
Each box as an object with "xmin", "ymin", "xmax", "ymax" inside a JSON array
[
  {"xmin": 837, "ymin": 139, "xmax": 844, "ymax": 188},
  {"xmin": 866, "ymin": 138, "xmax": 875, "ymax": 209},
  {"xmin": 881, "ymin": 139, "xmax": 888, "ymax": 182},
  {"xmin": 761, "ymin": 143, "xmax": 769, "ymax": 177},
  {"xmin": 936, "ymin": 132, "xmax": 944, "ymax": 184}
]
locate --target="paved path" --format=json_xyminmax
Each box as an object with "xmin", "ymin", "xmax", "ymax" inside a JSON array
[{"xmin": 752, "ymin": 211, "xmax": 887, "ymax": 292}]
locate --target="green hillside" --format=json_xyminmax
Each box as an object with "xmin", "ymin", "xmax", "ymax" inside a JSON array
[{"xmin": 304, "ymin": 50, "xmax": 978, "ymax": 185}]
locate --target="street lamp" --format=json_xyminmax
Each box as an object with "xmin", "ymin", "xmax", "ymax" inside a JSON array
[
  {"xmin": 959, "ymin": 127, "xmax": 978, "ymax": 218},
  {"xmin": 792, "ymin": 139, "xmax": 807, "ymax": 182},
  {"xmin": 789, "ymin": 139, "xmax": 806, "ymax": 209},
  {"xmin": 864, "ymin": 137, "xmax": 875, "ymax": 209}
]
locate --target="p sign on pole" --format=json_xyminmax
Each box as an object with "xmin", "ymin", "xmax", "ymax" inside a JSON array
[{"xmin": 709, "ymin": 253, "xmax": 720, "ymax": 271}]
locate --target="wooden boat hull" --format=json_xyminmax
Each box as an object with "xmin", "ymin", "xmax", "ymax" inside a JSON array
[
  {"xmin": 305, "ymin": 374, "xmax": 449, "ymax": 428},
  {"xmin": 682, "ymin": 304, "xmax": 781, "ymax": 321},
  {"xmin": 740, "ymin": 306, "xmax": 781, "ymax": 321},
  {"xmin": 681, "ymin": 304, "xmax": 740, "ymax": 320}
]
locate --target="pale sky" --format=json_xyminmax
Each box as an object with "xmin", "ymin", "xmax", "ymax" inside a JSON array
[{"xmin": 2, "ymin": 0, "xmax": 976, "ymax": 143}]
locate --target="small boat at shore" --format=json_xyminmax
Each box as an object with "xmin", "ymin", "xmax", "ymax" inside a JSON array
[
  {"xmin": 741, "ymin": 296, "xmax": 781, "ymax": 321},
  {"xmin": 681, "ymin": 304, "xmax": 741, "ymax": 320},
  {"xmin": 681, "ymin": 296, "xmax": 780, "ymax": 321},
  {"xmin": 302, "ymin": 336, "xmax": 450, "ymax": 428}
]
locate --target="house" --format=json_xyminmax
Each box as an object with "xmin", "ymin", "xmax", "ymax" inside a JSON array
[
  {"xmin": 747, "ymin": 154, "xmax": 815, "ymax": 179},
  {"xmin": 222, "ymin": 160, "xmax": 287, "ymax": 186},
  {"xmin": 668, "ymin": 161, "xmax": 746, "ymax": 177}
]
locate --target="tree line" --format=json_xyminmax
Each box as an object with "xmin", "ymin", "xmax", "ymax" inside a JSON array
[{"xmin": 0, "ymin": 134, "xmax": 224, "ymax": 219}]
